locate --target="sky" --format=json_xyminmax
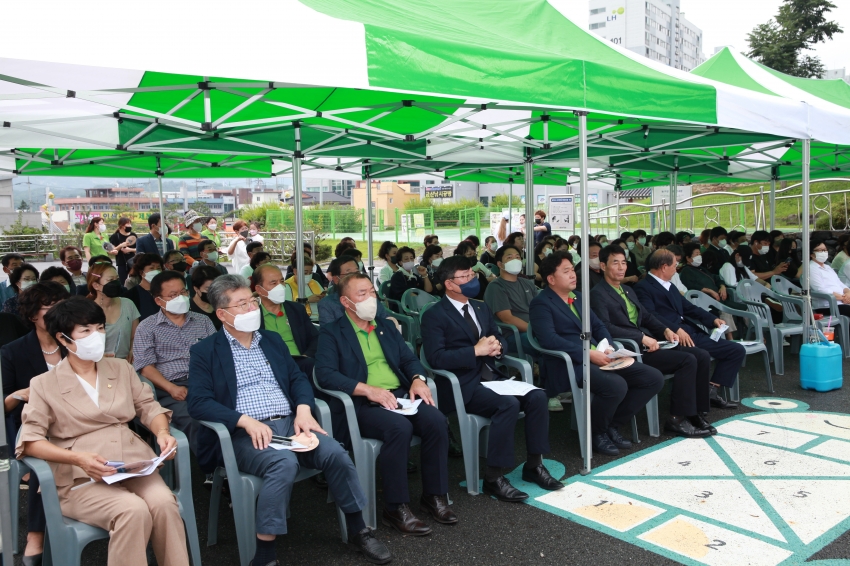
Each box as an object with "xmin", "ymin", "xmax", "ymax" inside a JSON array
[{"xmin": 564, "ymin": 0, "xmax": 849, "ymax": 71}]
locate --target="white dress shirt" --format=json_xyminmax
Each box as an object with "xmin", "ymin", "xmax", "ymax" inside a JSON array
[
  {"xmin": 650, "ymin": 272, "xmax": 673, "ymax": 291},
  {"xmin": 75, "ymin": 373, "xmax": 99, "ymax": 407},
  {"xmin": 809, "ymin": 260, "xmax": 849, "ymax": 309},
  {"xmin": 671, "ymin": 272, "xmax": 687, "ymax": 294},
  {"xmin": 719, "ymin": 263, "xmax": 757, "ymax": 287},
  {"xmin": 447, "ymin": 295, "xmax": 481, "ymax": 336}
]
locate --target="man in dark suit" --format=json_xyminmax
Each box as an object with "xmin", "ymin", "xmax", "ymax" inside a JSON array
[
  {"xmin": 421, "ymin": 256, "xmax": 561, "ymax": 502},
  {"xmin": 590, "ymin": 245, "xmax": 713, "ymax": 438},
  {"xmin": 134, "ymin": 213, "xmax": 175, "ymax": 256},
  {"xmin": 529, "ymin": 252, "xmax": 666, "ymax": 456},
  {"xmin": 188, "ymin": 274, "xmax": 392, "ymax": 566},
  {"xmin": 317, "ymin": 273, "xmax": 454, "ymax": 535},
  {"xmin": 634, "ymin": 249, "xmax": 745, "ymax": 409}
]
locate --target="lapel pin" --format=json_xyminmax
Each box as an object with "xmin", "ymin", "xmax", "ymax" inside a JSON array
[{"xmin": 107, "ymin": 384, "xmax": 112, "ymax": 388}]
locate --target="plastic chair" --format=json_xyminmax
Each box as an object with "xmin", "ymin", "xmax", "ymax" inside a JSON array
[
  {"xmin": 494, "ymin": 321, "xmax": 534, "ymax": 365},
  {"xmin": 486, "ymin": 263, "xmax": 500, "ymax": 277},
  {"xmin": 738, "ymin": 280, "xmax": 804, "ymax": 375},
  {"xmin": 686, "ymin": 290, "xmax": 774, "ymax": 399},
  {"xmin": 771, "ymin": 275, "xmax": 850, "ymax": 359},
  {"xmin": 199, "ymin": 399, "xmax": 346, "ymax": 566},
  {"xmin": 378, "ymin": 281, "xmax": 402, "ymax": 312},
  {"xmin": 418, "ymin": 347, "xmax": 532, "ymax": 495},
  {"xmin": 9, "ymin": 428, "xmax": 29, "ymax": 554},
  {"xmin": 21, "ymin": 427, "xmax": 201, "ymax": 566},
  {"xmin": 525, "ymin": 322, "xmax": 643, "ymax": 458},
  {"xmin": 311, "ymin": 370, "xmax": 438, "ymax": 528},
  {"xmin": 377, "ymin": 281, "xmax": 415, "ymax": 343},
  {"xmin": 612, "ymin": 338, "xmax": 669, "ymax": 438},
  {"xmin": 400, "ymin": 288, "xmax": 438, "ymax": 319}
]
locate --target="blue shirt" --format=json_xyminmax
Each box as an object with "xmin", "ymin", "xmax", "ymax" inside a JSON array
[{"xmin": 223, "ymin": 327, "xmax": 291, "ymax": 421}]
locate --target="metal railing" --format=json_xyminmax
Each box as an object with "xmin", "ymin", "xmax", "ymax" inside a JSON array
[{"xmin": 589, "ymin": 178, "xmax": 850, "ymax": 237}]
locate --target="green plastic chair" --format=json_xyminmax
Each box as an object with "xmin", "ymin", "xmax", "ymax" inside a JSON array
[
  {"xmin": 199, "ymin": 399, "xmax": 346, "ymax": 566},
  {"xmin": 22, "ymin": 427, "xmax": 201, "ymax": 566}
]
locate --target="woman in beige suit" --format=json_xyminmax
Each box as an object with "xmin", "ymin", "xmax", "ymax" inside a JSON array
[{"xmin": 16, "ymin": 296, "xmax": 189, "ymax": 566}]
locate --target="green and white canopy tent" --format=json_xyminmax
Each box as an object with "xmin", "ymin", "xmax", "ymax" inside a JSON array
[{"xmin": 0, "ymin": 0, "xmax": 832, "ymax": 482}]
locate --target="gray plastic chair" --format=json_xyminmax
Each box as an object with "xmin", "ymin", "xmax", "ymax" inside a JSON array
[
  {"xmin": 199, "ymin": 399, "xmax": 345, "ymax": 566},
  {"xmin": 485, "ymin": 263, "xmax": 500, "ymax": 277},
  {"xmin": 611, "ymin": 338, "xmax": 668, "ymax": 438},
  {"xmin": 494, "ymin": 321, "xmax": 535, "ymax": 366},
  {"xmin": 9, "ymin": 431, "xmax": 28, "ymax": 555},
  {"xmin": 771, "ymin": 275, "xmax": 850, "ymax": 359},
  {"xmin": 377, "ymin": 281, "xmax": 415, "ymax": 343},
  {"xmin": 21, "ymin": 427, "xmax": 201, "ymax": 566},
  {"xmin": 312, "ymin": 370, "xmax": 438, "ymax": 528},
  {"xmin": 738, "ymin": 280, "xmax": 804, "ymax": 375},
  {"xmin": 686, "ymin": 290, "xmax": 774, "ymax": 399},
  {"xmin": 525, "ymin": 322, "xmax": 643, "ymax": 459}
]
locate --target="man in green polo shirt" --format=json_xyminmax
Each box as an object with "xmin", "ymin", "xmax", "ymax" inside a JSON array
[{"xmin": 316, "ymin": 273, "xmax": 456, "ymax": 536}]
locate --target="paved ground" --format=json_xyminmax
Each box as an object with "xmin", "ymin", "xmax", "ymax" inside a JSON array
[{"xmin": 11, "ymin": 340, "xmax": 850, "ymax": 565}]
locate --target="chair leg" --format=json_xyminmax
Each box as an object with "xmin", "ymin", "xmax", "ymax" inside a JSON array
[
  {"xmin": 630, "ymin": 416, "xmax": 640, "ymax": 444},
  {"xmin": 358, "ymin": 451, "xmax": 379, "ymax": 529},
  {"xmin": 460, "ymin": 417, "xmax": 482, "ymax": 495},
  {"xmin": 336, "ymin": 504, "xmax": 348, "ymax": 543},
  {"xmin": 646, "ymin": 395, "xmax": 660, "ymax": 438},
  {"xmin": 763, "ymin": 350, "xmax": 774, "ymax": 393},
  {"xmin": 180, "ymin": 497, "xmax": 202, "ymax": 566},
  {"xmin": 774, "ymin": 331, "xmax": 785, "ymax": 375},
  {"xmin": 479, "ymin": 426, "xmax": 490, "ymax": 458},
  {"xmin": 10, "ymin": 463, "xmax": 20, "ymax": 555},
  {"xmin": 234, "ymin": 484, "xmax": 257, "ymax": 566},
  {"xmin": 726, "ymin": 374, "xmax": 741, "ymax": 403},
  {"xmin": 573, "ymin": 393, "xmax": 588, "ymax": 461},
  {"xmin": 570, "ymin": 403, "xmax": 578, "ymax": 431},
  {"xmin": 207, "ymin": 468, "xmax": 224, "ymax": 546}
]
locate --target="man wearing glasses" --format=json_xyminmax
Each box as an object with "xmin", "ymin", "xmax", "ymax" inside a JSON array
[
  {"xmin": 188, "ymin": 275, "xmax": 392, "ymax": 566},
  {"xmin": 133, "ymin": 270, "xmax": 216, "ymax": 455}
]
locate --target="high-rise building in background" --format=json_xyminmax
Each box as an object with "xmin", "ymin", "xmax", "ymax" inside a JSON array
[{"xmin": 588, "ymin": 0, "xmax": 706, "ymax": 72}]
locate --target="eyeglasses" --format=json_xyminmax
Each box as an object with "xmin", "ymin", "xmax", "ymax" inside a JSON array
[
  {"xmin": 160, "ymin": 289, "xmax": 189, "ymax": 301},
  {"xmin": 450, "ymin": 272, "xmax": 476, "ymax": 282},
  {"xmin": 222, "ymin": 297, "xmax": 260, "ymax": 313}
]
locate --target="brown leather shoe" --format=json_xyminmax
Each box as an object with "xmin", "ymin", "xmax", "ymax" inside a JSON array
[
  {"xmin": 381, "ymin": 503, "xmax": 432, "ymax": 536},
  {"xmin": 420, "ymin": 494, "xmax": 458, "ymax": 524}
]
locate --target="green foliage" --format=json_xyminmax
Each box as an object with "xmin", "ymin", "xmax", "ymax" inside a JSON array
[
  {"xmin": 191, "ymin": 200, "xmax": 213, "ymax": 218},
  {"xmin": 18, "ymin": 200, "xmax": 29, "ymax": 212},
  {"xmin": 489, "ymin": 194, "xmax": 524, "ymax": 208},
  {"xmin": 238, "ymin": 203, "xmax": 283, "ymax": 227},
  {"xmin": 3, "ymin": 212, "xmax": 45, "ymax": 235},
  {"xmin": 747, "ymin": 0, "xmax": 843, "ymax": 78}
]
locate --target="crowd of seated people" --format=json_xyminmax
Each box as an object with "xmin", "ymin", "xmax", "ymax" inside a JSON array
[{"xmin": 4, "ymin": 220, "xmax": 825, "ymax": 566}]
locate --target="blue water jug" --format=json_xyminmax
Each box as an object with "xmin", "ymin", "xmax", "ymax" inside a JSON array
[{"xmin": 800, "ymin": 341, "xmax": 843, "ymax": 392}]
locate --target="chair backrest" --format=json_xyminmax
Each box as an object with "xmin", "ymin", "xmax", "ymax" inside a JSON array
[
  {"xmin": 401, "ymin": 288, "xmax": 437, "ymax": 315},
  {"xmin": 770, "ymin": 275, "xmax": 800, "ymax": 296},
  {"xmin": 486, "ymin": 263, "xmax": 500, "ymax": 277},
  {"xmin": 378, "ymin": 280, "xmax": 391, "ymax": 300},
  {"xmin": 417, "ymin": 299, "xmax": 440, "ymax": 324}
]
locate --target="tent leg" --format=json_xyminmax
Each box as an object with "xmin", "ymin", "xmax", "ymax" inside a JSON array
[
  {"xmin": 576, "ymin": 111, "xmax": 592, "ymax": 476},
  {"xmin": 293, "ymin": 127, "xmax": 305, "ymax": 299},
  {"xmin": 669, "ymin": 170, "xmax": 678, "ymax": 233},
  {"xmin": 769, "ymin": 177, "xmax": 776, "ymax": 231},
  {"xmin": 0, "ymin": 408, "xmax": 14, "ymax": 566},
  {"xmin": 156, "ymin": 158, "xmax": 167, "ymax": 252},
  {"xmin": 801, "ymin": 139, "xmax": 811, "ymax": 343},
  {"xmin": 524, "ymin": 158, "xmax": 534, "ymax": 277},
  {"xmin": 365, "ymin": 171, "xmax": 374, "ymax": 283}
]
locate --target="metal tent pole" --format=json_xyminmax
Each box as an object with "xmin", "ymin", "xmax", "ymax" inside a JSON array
[
  {"xmin": 293, "ymin": 125, "xmax": 306, "ymax": 301},
  {"xmin": 769, "ymin": 176, "xmax": 776, "ymax": 231},
  {"xmin": 801, "ymin": 139, "xmax": 811, "ymax": 343},
  {"xmin": 365, "ymin": 168, "xmax": 374, "ymax": 282},
  {"xmin": 524, "ymin": 156, "xmax": 534, "ymax": 276},
  {"xmin": 156, "ymin": 157, "xmax": 167, "ymax": 252},
  {"xmin": 509, "ymin": 182, "xmax": 513, "ymax": 237},
  {"xmin": 576, "ymin": 111, "xmax": 592, "ymax": 475},
  {"xmin": 669, "ymin": 169, "xmax": 678, "ymax": 233},
  {"xmin": 0, "ymin": 398, "xmax": 13, "ymax": 566}
]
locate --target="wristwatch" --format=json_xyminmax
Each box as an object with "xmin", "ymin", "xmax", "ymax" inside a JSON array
[{"xmin": 413, "ymin": 374, "xmax": 427, "ymax": 383}]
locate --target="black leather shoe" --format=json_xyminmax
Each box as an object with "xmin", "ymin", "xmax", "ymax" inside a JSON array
[
  {"xmin": 407, "ymin": 460, "xmax": 418, "ymax": 474},
  {"xmin": 482, "ymin": 475, "xmax": 529, "ymax": 502},
  {"xmin": 607, "ymin": 427, "xmax": 633, "ymax": 449},
  {"xmin": 665, "ymin": 416, "xmax": 711, "ymax": 438},
  {"xmin": 420, "ymin": 494, "xmax": 458, "ymax": 524},
  {"xmin": 248, "ymin": 560, "xmax": 279, "ymax": 566},
  {"xmin": 448, "ymin": 427, "xmax": 463, "ymax": 457},
  {"xmin": 381, "ymin": 503, "xmax": 431, "ymax": 536},
  {"xmin": 709, "ymin": 386, "xmax": 738, "ymax": 409},
  {"xmin": 349, "ymin": 527, "xmax": 393, "ymax": 564},
  {"xmin": 689, "ymin": 415, "xmax": 717, "ymax": 435},
  {"xmin": 592, "ymin": 433, "xmax": 619, "ymax": 456},
  {"xmin": 522, "ymin": 464, "xmax": 564, "ymax": 490},
  {"xmin": 21, "ymin": 555, "xmax": 43, "ymax": 566}
]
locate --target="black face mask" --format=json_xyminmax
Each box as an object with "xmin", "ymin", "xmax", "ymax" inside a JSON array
[
  {"xmin": 171, "ymin": 261, "xmax": 188, "ymax": 273},
  {"xmin": 535, "ymin": 218, "xmax": 542, "ymax": 224},
  {"xmin": 124, "ymin": 226, "xmax": 132, "ymax": 233},
  {"xmin": 200, "ymin": 292, "xmax": 209, "ymax": 304},
  {"xmin": 389, "ymin": 254, "xmax": 397, "ymax": 265},
  {"xmin": 101, "ymin": 279, "xmax": 123, "ymax": 298}
]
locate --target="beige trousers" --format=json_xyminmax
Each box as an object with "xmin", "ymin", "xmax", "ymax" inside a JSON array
[{"xmin": 58, "ymin": 472, "xmax": 189, "ymax": 566}]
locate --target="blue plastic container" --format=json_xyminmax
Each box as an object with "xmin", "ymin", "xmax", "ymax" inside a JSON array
[{"xmin": 800, "ymin": 341, "xmax": 843, "ymax": 392}]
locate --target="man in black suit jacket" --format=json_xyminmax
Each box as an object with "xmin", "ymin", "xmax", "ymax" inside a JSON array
[
  {"xmin": 421, "ymin": 256, "xmax": 561, "ymax": 502},
  {"xmin": 635, "ymin": 249, "xmax": 745, "ymax": 409},
  {"xmin": 590, "ymin": 246, "xmax": 713, "ymax": 437},
  {"xmin": 529, "ymin": 252, "xmax": 665, "ymax": 456},
  {"xmin": 317, "ymin": 274, "xmax": 454, "ymax": 535}
]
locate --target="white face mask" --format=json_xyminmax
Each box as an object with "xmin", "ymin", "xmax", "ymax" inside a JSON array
[
  {"xmin": 357, "ymin": 261, "xmax": 364, "ymax": 270},
  {"xmin": 192, "ymin": 222, "xmax": 203, "ymax": 232},
  {"xmin": 638, "ymin": 237, "xmax": 646, "ymax": 246},
  {"xmin": 815, "ymin": 251, "xmax": 829, "ymax": 263},
  {"xmin": 759, "ymin": 245, "xmax": 770, "ymax": 255},
  {"xmin": 144, "ymin": 269, "xmax": 161, "ymax": 283},
  {"xmin": 431, "ymin": 257, "xmax": 443, "ymax": 268},
  {"xmin": 402, "ymin": 261, "xmax": 415, "ymax": 272},
  {"xmin": 736, "ymin": 260, "xmax": 745, "ymax": 268},
  {"xmin": 626, "ymin": 241, "xmax": 635, "ymax": 250},
  {"xmin": 503, "ymin": 258, "xmax": 523, "ymax": 275},
  {"xmin": 544, "ymin": 248, "xmax": 553, "ymax": 256},
  {"xmin": 63, "ymin": 284, "xmax": 71, "ymax": 293},
  {"xmin": 691, "ymin": 255, "xmax": 703, "ymax": 267},
  {"xmin": 311, "ymin": 264, "xmax": 318, "ymax": 273},
  {"xmin": 717, "ymin": 238, "xmax": 727, "ymax": 248},
  {"xmin": 489, "ymin": 242, "xmax": 497, "ymax": 252},
  {"xmin": 600, "ymin": 241, "xmax": 608, "ymax": 248},
  {"xmin": 19, "ymin": 280, "xmax": 35, "ymax": 291},
  {"xmin": 348, "ymin": 296, "xmax": 378, "ymax": 321},
  {"xmin": 163, "ymin": 294, "xmax": 190, "ymax": 314},
  {"xmin": 206, "ymin": 251, "xmax": 219, "ymax": 262},
  {"xmin": 262, "ymin": 284, "xmax": 287, "ymax": 304},
  {"xmin": 207, "ymin": 223, "xmax": 217, "ymax": 231},
  {"xmin": 97, "ymin": 223, "xmax": 106, "ymax": 232},
  {"xmin": 64, "ymin": 331, "xmax": 106, "ymax": 362},
  {"xmin": 230, "ymin": 308, "xmax": 261, "ymax": 332},
  {"xmin": 589, "ymin": 257, "xmax": 600, "ymax": 270}
]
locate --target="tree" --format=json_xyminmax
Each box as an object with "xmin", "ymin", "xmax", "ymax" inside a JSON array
[
  {"xmin": 18, "ymin": 199, "xmax": 30, "ymax": 212},
  {"xmin": 747, "ymin": 0, "xmax": 843, "ymax": 78}
]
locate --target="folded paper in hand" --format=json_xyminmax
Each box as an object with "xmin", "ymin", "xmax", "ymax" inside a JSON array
[
  {"xmin": 710, "ymin": 324, "xmax": 730, "ymax": 342},
  {"xmin": 382, "ymin": 398, "xmax": 422, "ymax": 416},
  {"xmin": 481, "ymin": 380, "xmax": 540, "ymax": 396},
  {"xmin": 597, "ymin": 338, "xmax": 641, "ymax": 359},
  {"xmin": 657, "ymin": 340, "xmax": 679, "ymax": 350},
  {"xmin": 102, "ymin": 447, "xmax": 176, "ymax": 484},
  {"xmin": 269, "ymin": 438, "xmax": 309, "ymax": 451}
]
